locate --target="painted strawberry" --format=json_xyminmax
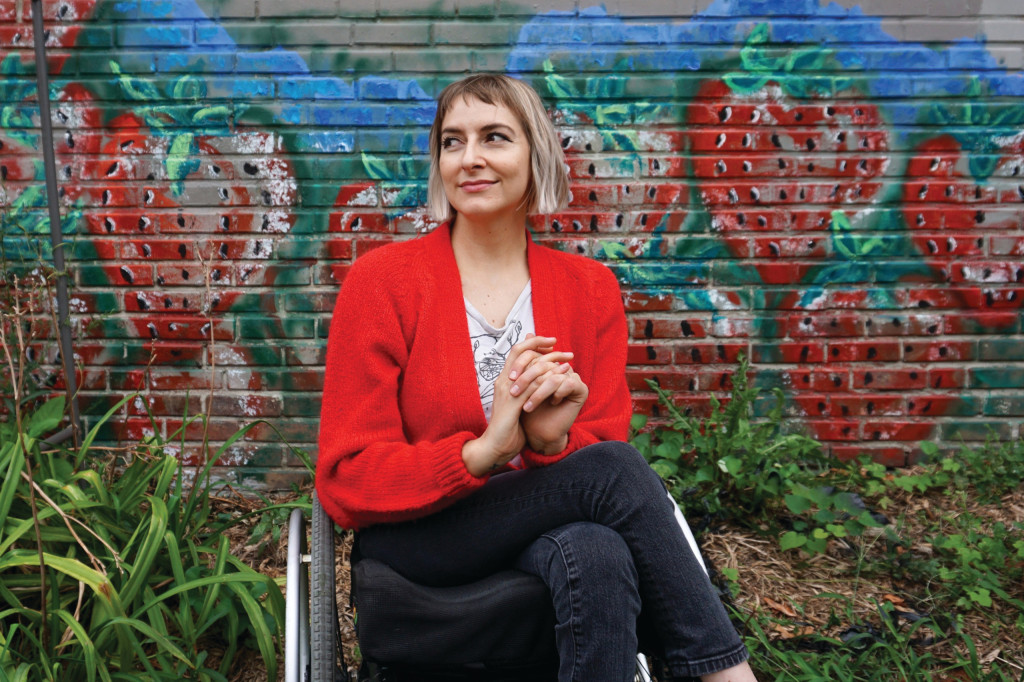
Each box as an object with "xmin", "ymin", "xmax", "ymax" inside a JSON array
[
  {"xmin": 689, "ymin": 25, "xmax": 889, "ymax": 252},
  {"xmin": 902, "ymin": 83, "xmax": 1024, "ymax": 301}
]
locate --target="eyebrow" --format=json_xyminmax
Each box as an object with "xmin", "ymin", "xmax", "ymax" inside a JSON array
[{"xmin": 440, "ymin": 122, "xmax": 516, "ymax": 136}]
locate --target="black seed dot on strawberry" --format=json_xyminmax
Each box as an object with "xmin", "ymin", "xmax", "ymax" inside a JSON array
[
  {"xmin": 779, "ymin": 189, "xmax": 788, "ymax": 200},
  {"xmin": 818, "ymin": 216, "xmax": 826, "ymax": 227},
  {"xmin": 589, "ymin": 191, "xmax": 597, "ymax": 202},
  {"xmin": 916, "ymin": 213, "xmax": 925, "ymax": 225},
  {"xmin": 946, "ymin": 237, "xmax": 956, "ymax": 252},
  {"xmin": 561, "ymin": 136, "xmax": 571, "ymax": 148},
  {"xmin": 552, "ymin": 220, "xmax": 561, "ymax": 232},
  {"xmin": 858, "ymin": 159, "xmax": 867, "ymax": 172},
  {"xmin": 588, "ymin": 163, "xmax": 596, "ymax": 176},
  {"xmin": 572, "ymin": 220, "xmax": 582, "ymax": 231},
  {"xmin": 741, "ymin": 133, "xmax": 751, "ymax": 147},
  {"xmin": 837, "ymin": 131, "xmax": 846, "ymax": 143},
  {"xmin": 771, "ymin": 133, "xmax": 782, "ymax": 148},
  {"xmin": 976, "ymin": 238, "xmax": 982, "ymax": 247},
  {"xmin": 728, "ymin": 188, "xmax": 739, "ymax": 203},
  {"xmin": 831, "ymin": 347, "xmax": 839, "ymax": 357},
  {"xmin": 1018, "ymin": 185, "xmax": 1024, "ymax": 200},
  {"xmin": 930, "ymin": 157, "xmax": 940, "ymax": 172},
  {"xmin": 715, "ymin": 133, "xmax": 726, "ymax": 147},
  {"xmin": 120, "ymin": 266, "xmax": 133, "ymax": 284},
  {"xmin": 585, "ymin": 143, "xmax": 592, "ymax": 151},
  {"xmin": 867, "ymin": 401, "xmax": 876, "ymax": 414},
  {"xmin": 770, "ymin": 242, "xmax": 780, "ymax": 256},
  {"xmin": 757, "ymin": 215, "xmax": 767, "ymax": 227},
  {"xmin": 652, "ymin": 159, "xmax": 660, "ymax": 171},
  {"xmin": 777, "ymin": 159, "xmax": 784, "ymax": 170},
  {"xmin": 864, "ymin": 372, "xmax": 873, "ymax": 385},
  {"xmin": 865, "ymin": 319, "xmax": 873, "ymax": 327},
  {"xmin": 218, "ymin": 187, "xmax": 229, "ymax": 200},
  {"xmin": 243, "ymin": 162, "xmax": 259, "ymax": 175},
  {"xmin": 826, "ymin": 106, "xmax": 835, "ymax": 116},
  {"xmin": 648, "ymin": 186, "xmax": 657, "ymax": 199},
  {"xmin": 177, "ymin": 243, "xmax": 187, "ymax": 258},
  {"xmin": 718, "ymin": 106, "xmax": 731, "ymax": 122},
  {"xmin": 855, "ymin": 108, "xmax": 863, "ymax": 116},
  {"xmin": 750, "ymin": 187, "xmax": 760, "ymax": 201},
  {"xmin": 182, "ymin": 269, "xmax": 190, "ymax": 280},
  {"xmin": 589, "ymin": 215, "xmax": 598, "ymax": 232},
  {"xmin": 918, "ymin": 184, "xmax": 928, "ymax": 199},
  {"xmin": 103, "ymin": 217, "xmax": 114, "ymax": 232},
  {"xmin": 148, "ymin": 323, "xmax": 158, "ymax": 339},
  {"xmin": 829, "ymin": 184, "xmax": 839, "ymax": 198},
  {"xmin": 839, "ymin": 159, "xmax": 847, "ymax": 172},
  {"xmin": 737, "ymin": 213, "xmax": 746, "ymax": 225},
  {"xmin": 853, "ymin": 186, "xmax": 862, "ymax": 198},
  {"xmin": 808, "ymin": 240, "xmax": 816, "ymax": 248},
  {"xmin": 138, "ymin": 216, "xmax": 149, "ymax": 231},
  {"xmin": 867, "ymin": 347, "xmax": 877, "ymax": 359},
  {"xmin": 616, "ymin": 214, "xmax": 623, "ymax": 227},
  {"xmin": 860, "ymin": 138, "xmax": 869, "ymax": 148},
  {"xmin": 927, "ymin": 240, "xmax": 937, "ymax": 253},
  {"xmin": 716, "ymin": 160, "xmax": 726, "ymax": 174},
  {"xmin": 794, "ymin": 111, "xmax": 803, "ymax": 121},
  {"xmin": 945, "ymin": 184, "xmax": 954, "ymax": 197},
  {"xmin": 975, "ymin": 210, "xmax": 985, "ymax": 223},
  {"xmin": 744, "ymin": 161, "xmax": 752, "ymax": 172},
  {"xmin": 805, "ymin": 138, "xmax": 816, "ymax": 151},
  {"xmin": 807, "ymin": 162, "xmax": 815, "ymax": 172}
]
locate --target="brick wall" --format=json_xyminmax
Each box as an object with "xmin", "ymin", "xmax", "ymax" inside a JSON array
[{"xmin": 1, "ymin": 0, "xmax": 1022, "ymax": 487}]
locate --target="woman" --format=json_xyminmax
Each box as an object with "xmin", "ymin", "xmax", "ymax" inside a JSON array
[{"xmin": 317, "ymin": 74, "xmax": 758, "ymax": 682}]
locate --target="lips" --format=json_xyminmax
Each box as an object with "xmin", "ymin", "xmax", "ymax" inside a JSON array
[{"xmin": 459, "ymin": 180, "xmax": 496, "ymax": 192}]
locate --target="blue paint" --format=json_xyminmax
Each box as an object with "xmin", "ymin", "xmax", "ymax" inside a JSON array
[
  {"xmin": 149, "ymin": 0, "xmax": 209, "ymax": 19},
  {"xmin": 118, "ymin": 24, "xmax": 192, "ymax": 48},
  {"xmin": 386, "ymin": 104, "xmax": 438, "ymax": 126},
  {"xmin": 236, "ymin": 49, "xmax": 309, "ymax": 74},
  {"xmin": 310, "ymin": 104, "xmax": 389, "ymax": 126},
  {"xmin": 279, "ymin": 78, "xmax": 356, "ymax": 100},
  {"xmin": 292, "ymin": 132, "xmax": 355, "ymax": 154},
  {"xmin": 158, "ymin": 52, "xmax": 235, "ymax": 73},
  {"xmin": 356, "ymin": 77, "xmax": 432, "ymax": 101}
]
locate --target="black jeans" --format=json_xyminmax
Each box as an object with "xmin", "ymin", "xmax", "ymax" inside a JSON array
[{"xmin": 357, "ymin": 441, "xmax": 749, "ymax": 681}]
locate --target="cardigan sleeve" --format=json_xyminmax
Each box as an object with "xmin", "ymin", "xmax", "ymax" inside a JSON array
[
  {"xmin": 520, "ymin": 263, "xmax": 632, "ymax": 467},
  {"xmin": 315, "ymin": 257, "xmax": 488, "ymax": 530}
]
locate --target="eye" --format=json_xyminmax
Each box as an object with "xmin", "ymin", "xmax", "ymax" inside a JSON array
[
  {"xmin": 441, "ymin": 136, "xmax": 462, "ymax": 149},
  {"xmin": 486, "ymin": 131, "xmax": 511, "ymax": 143}
]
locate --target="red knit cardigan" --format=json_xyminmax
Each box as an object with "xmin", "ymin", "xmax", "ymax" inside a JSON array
[{"xmin": 315, "ymin": 224, "xmax": 632, "ymax": 530}]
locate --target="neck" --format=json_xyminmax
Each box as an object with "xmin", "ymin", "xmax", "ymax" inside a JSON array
[{"xmin": 449, "ymin": 211, "xmax": 529, "ymax": 273}]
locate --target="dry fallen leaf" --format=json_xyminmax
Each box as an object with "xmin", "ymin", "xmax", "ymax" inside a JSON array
[{"xmin": 764, "ymin": 596, "xmax": 798, "ymax": 618}]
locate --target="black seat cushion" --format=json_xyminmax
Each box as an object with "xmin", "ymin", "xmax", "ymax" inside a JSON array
[{"xmin": 352, "ymin": 558, "xmax": 557, "ymax": 667}]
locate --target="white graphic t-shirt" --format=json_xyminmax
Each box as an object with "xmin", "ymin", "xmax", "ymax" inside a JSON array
[{"xmin": 466, "ymin": 281, "xmax": 535, "ymax": 423}]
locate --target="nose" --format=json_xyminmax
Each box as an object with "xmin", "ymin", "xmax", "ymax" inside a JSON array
[{"xmin": 460, "ymin": 139, "xmax": 485, "ymax": 170}]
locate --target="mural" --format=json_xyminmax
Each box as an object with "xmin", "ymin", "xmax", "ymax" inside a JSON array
[{"xmin": 1, "ymin": 0, "xmax": 1022, "ymax": 482}]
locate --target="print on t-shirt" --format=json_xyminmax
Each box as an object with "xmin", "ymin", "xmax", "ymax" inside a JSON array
[{"xmin": 472, "ymin": 319, "xmax": 523, "ymax": 417}]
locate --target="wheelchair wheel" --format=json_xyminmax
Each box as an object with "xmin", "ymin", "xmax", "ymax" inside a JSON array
[{"xmin": 311, "ymin": 494, "xmax": 345, "ymax": 682}]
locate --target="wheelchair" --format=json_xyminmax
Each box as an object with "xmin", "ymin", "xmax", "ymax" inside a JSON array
[{"xmin": 285, "ymin": 492, "xmax": 708, "ymax": 682}]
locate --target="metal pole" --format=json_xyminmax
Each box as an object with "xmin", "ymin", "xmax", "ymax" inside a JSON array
[{"xmin": 31, "ymin": 0, "xmax": 82, "ymax": 447}]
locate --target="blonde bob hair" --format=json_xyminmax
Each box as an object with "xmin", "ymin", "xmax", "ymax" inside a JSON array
[{"xmin": 427, "ymin": 74, "xmax": 570, "ymax": 222}]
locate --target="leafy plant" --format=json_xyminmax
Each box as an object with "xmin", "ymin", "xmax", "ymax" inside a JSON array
[{"xmin": 0, "ymin": 393, "xmax": 288, "ymax": 681}]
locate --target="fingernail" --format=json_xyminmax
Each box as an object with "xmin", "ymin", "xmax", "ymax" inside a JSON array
[
  {"xmin": 524, "ymin": 400, "xmax": 533, "ymax": 411},
  {"xmin": 510, "ymin": 384, "xmax": 520, "ymax": 396},
  {"xmin": 509, "ymin": 370, "xmax": 517, "ymax": 380}
]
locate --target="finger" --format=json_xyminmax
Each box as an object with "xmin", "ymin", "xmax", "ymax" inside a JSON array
[
  {"xmin": 510, "ymin": 352, "xmax": 573, "ymax": 395},
  {"xmin": 521, "ymin": 372, "xmax": 571, "ymax": 412},
  {"xmin": 506, "ymin": 336, "xmax": 557, "ymax": 380}
]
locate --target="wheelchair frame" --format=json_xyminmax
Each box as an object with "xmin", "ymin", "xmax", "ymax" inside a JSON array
[{"xmin": 285, "ymin": 491, "xmax": 705, "ymax": 682}]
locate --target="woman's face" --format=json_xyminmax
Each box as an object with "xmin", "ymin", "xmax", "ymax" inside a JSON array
[{"xmin": 438, "ymin": 96, "xmax": 532, "ymax": 223}]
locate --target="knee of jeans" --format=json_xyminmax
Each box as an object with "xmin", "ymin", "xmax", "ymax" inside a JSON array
[
  {"xmin": 546, "ymin": 522, "xmax": 639, "ymax": 591},
  {"xmin": 582, "ymin": 441, "xmax": 664, "ymax": 490}
]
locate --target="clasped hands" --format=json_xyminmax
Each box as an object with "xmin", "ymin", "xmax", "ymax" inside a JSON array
[{"xmin": 462, "ymin": 334, "xmax": 589, "ymax": 477}]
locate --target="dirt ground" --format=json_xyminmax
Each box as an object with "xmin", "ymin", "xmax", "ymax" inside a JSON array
[{"xmin": 217, "ymin": 480, "xmax": 1024, "ymax": 681}]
